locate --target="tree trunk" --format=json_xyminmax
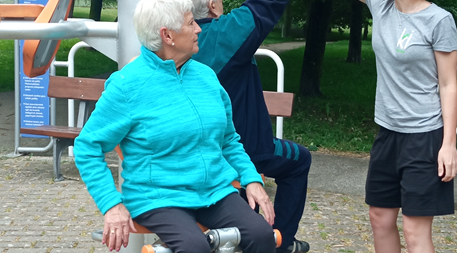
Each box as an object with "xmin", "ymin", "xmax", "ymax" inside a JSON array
[
  {"xmin": 299, "ymin": 0, "xmax": 333, "ymax": 97},
  {"xmin": 68, "ymin": 0, "xmax": 76, "ymax": 18},
  {"xmin": 346, "ymin": 0, "xmax": 363, "ymax": 63},
  {"xmin": 281, "ymin": 2, "xmax": 292, "ymax": 38},
  {"xmin": 89, "ymin": 0, "xmax": 103, "ymax": 21},
  {"xmin": 363, "ymin": 22, "xmax": 369, "ymax": 40}
]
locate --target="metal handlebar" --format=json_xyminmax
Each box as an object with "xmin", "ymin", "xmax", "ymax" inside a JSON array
[{"xmin": 0, "ymin": 19, "xmax": 118, "ymax": 40}]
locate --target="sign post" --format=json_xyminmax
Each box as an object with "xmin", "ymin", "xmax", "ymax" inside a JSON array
[{"xmin": 19, "ymin": 0, "xmax": 50, "ymax": 139}]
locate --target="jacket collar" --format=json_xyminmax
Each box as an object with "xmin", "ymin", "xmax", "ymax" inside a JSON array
[
  {"xmin": 140, "ymin": 46, "xmax": 192, "ymax": 75},
  {"xmin": 196, "ymin": 18, "xmax": 214, "ymax": 25}
]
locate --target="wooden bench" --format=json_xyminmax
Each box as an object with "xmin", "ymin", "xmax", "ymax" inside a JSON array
[
  {"xmin": 20, "ymin": 76, "xmax": 105, "ymax": 181},
  {"xmin": 20, "ymin": 76, "xmax": 294, "ymax": 182}
]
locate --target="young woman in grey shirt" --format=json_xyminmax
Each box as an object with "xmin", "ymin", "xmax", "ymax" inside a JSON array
[{"xmin": 359, "ymin": 0, "xmax": 456, "ymax": 252}]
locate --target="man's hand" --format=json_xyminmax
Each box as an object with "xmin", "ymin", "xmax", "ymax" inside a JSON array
[{"xmin": 245, "ymin": 182, "xmax": 275, "ymax": 225}]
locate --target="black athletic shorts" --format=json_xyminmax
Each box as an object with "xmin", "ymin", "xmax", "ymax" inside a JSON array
[{"xmin": 365, "ymin": 126, "xmax": 455, "ymax": 216}]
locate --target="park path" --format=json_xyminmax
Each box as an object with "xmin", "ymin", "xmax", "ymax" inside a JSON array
[
  {"xmin": 0, "ymin": 152, "xmax": 456, "ymax": 253},
  {"xmin": 260, "ymin": 41, "xmax": 305, "ymax": 54}
]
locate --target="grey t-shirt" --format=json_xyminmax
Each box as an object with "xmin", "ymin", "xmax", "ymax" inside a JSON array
[{"xmin": 366, "ymin": 0, "xmax": 457, "ymax": 133}]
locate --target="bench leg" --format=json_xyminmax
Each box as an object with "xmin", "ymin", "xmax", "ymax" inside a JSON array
[{"xmin": 53, "ymin": 138, "xmax": 74, "ymax": 182}]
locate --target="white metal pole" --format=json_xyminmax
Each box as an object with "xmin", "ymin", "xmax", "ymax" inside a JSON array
[
  {"xmin": 254, "ymin": 49, "xmax": 285, "ymax": 139},
  {"xmin": 67, "ymin": 41, "xmax": 90, "ymax": 156},
  {"xmin": 13, "ymin": 39, "xmax": 20, "ymax": 157},
  {"xmin": 117, "ymin": 2, "xmax": 149, "ymax": 251},
  {"xmin": 117, "ymin": 0, "xmax": 141, "ymax": 69},
  {"xmin": 117, "ymin": 0, "xmax": 141, "ymax": 191}
]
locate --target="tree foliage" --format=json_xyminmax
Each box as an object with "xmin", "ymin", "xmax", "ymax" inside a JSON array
[
  {"xmin": 431, "ymin": 0, "xmax": 457, "ymax": 21},
  {"xmin": 222, "ymin": 0, "xmax": 456, "ymax": 31},
  {"xmin": 220, "ymin": 0, "xmax": 456, "ymax": 98}
]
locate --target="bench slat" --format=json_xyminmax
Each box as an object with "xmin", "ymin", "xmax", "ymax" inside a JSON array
[
  {"xmin": 263, "ymin": 91, "xmax": 294, "ymax": 117},
  {"xmin": 48, "ymin": 76, "xmax": 105, "ymax": 101},
  {"xmin": 21, "ymin": 125, "xmax": 81, "ymax": 139}
]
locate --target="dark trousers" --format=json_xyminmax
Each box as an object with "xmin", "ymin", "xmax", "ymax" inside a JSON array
[
  {"xmin": 133, "ymin": 193, "xmax": 276, "ymax": 253},
  {"xmin": 241, "ymin": 138, "xmax": 311, "ymax": 249}
]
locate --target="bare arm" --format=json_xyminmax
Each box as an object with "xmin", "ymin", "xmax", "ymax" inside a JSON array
[
  {"xmin": 435, "ymin": 50, "xmax": 457, "ymax": 182},
  {"xmin": 359, "ymin": 0, "xmax": 366, "ymax": 3}
]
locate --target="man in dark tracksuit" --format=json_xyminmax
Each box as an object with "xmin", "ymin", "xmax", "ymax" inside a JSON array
[{"xmin": 191, "ymin": 0, "xmax": 312, "ymax": 252}]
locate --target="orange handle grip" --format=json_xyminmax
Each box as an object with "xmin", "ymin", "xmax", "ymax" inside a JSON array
[
  {"xmin": 274, "ymin": 229, "xmax": 282, "ymax": 248},
  {"xmin": 141, "ymin": 244, "xmax": 155, "ymax": 253}
]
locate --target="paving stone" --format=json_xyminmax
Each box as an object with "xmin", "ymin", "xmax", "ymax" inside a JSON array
[{"xmin": 0, "ymin": 154, "xmax": 456, "ymax": 253}]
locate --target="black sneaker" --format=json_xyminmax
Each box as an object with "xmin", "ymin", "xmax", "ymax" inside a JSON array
[{"xmin": 276, "ymin": 239, "xmax": 310, "ymax": 253}]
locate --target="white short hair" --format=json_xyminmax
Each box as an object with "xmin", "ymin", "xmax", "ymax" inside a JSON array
[
  {"xmin": 133, "ymin": 0, "xmax": 194, "ymax": 52},
  {"xmin": 191, "ymin": 0, "xmax": 213, "ymax": 20}
]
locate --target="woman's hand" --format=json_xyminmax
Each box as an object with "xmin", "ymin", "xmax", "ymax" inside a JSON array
[
  {"xmin": 103, "ymin": 203, "xmax": 137, "ymax": 251},
  {"xmin": 438, "ymin": 144, "xmax": 457, "ymax": 182},
  {"xmin": 245, "ymin": 182, "xmax": 275, "ymax": 225}
]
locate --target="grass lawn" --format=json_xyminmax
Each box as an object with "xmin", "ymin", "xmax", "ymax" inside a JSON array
[
  {"xmin": 257, "ymin": 40, "xmax": 377, "ymax": 154},
  {"xmin": 0, "ymin": 7, "xmax": 377, "ymax": 154},
  {"xmin": 72, "ymin": 7, "xmax": 118, "ymax": 22},
  {"xmin": 0, "ymin": 41, "xmax": 14, "ymax": 92}
]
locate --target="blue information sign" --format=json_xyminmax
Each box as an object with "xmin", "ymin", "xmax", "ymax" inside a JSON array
[{"xmin": 19, "ymin": 0, "xmax": 50, "ymax": 138}]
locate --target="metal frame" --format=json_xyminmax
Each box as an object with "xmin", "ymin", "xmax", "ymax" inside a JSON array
[
  {"xmin": 0, "ymin": 4, "xmax": 118, "ymax": 156},
  {"xmin": 52, "ymin": 41, "xmax": 91, "ymax": 156},
  {"xmin": 255, "ymin": 48, "xmax": 285, "ymax": 139}
]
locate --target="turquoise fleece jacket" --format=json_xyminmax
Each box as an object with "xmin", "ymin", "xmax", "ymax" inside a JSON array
[{"xmin": 74, "ymin": 46, "xmax": 263, "ymax": 218}]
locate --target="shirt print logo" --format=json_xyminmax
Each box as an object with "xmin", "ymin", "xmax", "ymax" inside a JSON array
[{"xmin": 396, "ymin": 28, "xmax": 415, "ymax": 53}]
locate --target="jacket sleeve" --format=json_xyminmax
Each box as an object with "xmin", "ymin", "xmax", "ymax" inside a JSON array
[
  {"xmin": 230, "ymin": 0, "xmax": 290, "ymax": 57},
  {"xmin": 198, "ymin": 0, "xmax": 290, "ymax": 71},
  {"xmin": 74, "ymin": 72, "xmax": 132, "ymax": 215},
  {"xmin": 219, "ymin": 86, "xmax": 264, "ymax": 187}
]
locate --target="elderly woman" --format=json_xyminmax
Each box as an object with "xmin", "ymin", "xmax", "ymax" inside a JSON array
[
  {"xmin": 73, "ymin": 0, "xmax": 276, "ymax": 252},
  {"xmin": 359, "ymin": 0, "xmax": 456, "ymax": 252}
]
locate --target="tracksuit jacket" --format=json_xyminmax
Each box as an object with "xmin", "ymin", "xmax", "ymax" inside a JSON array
[{"xmin": 192, "ymin": 0, "xmax": 289, "ymax": 162}]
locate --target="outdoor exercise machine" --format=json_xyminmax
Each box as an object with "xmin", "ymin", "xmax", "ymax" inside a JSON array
[
  {"xmin": 0, "ymin": 0, "xmax": 289, "ymax": 251},
  {"xmin": 0, "ymin": 0, "xmax": 133, "ymax": 157},
  {"xmin": 92, "ymin": 226, "xmax": 282, "ymax": 253}
]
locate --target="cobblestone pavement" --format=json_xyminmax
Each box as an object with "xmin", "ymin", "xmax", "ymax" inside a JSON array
[{"xmin": 0, "ymin": 153, "xmax": 456, "ymax": 253}]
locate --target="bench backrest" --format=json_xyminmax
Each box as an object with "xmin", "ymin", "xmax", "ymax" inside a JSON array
[
  {"xmin": 48, "ymin": 76, "xmax": 294, "ymax": 113},
  {"xmin": 46, "ymin": 76, "xmax": 105, "ymax": 128},
  {"xmin": 263, "ymin": 91, "xmax": 294, "ymax": 117},
  {"xmin": 48, "ymin": 76, "xmax": 105, "ymax": 100},
  {"xmin": 47, "ymin": 76, "xmax": 294, "ymax": 129}
]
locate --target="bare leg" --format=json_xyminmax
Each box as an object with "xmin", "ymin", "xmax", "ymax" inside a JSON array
[
  {"xmin": 369, "ymin": 206, "xmax": 401, "ymax": 253},
  {"xmin": 402, "ymin": 215, "xmax": 434, "ymax": 253}
]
